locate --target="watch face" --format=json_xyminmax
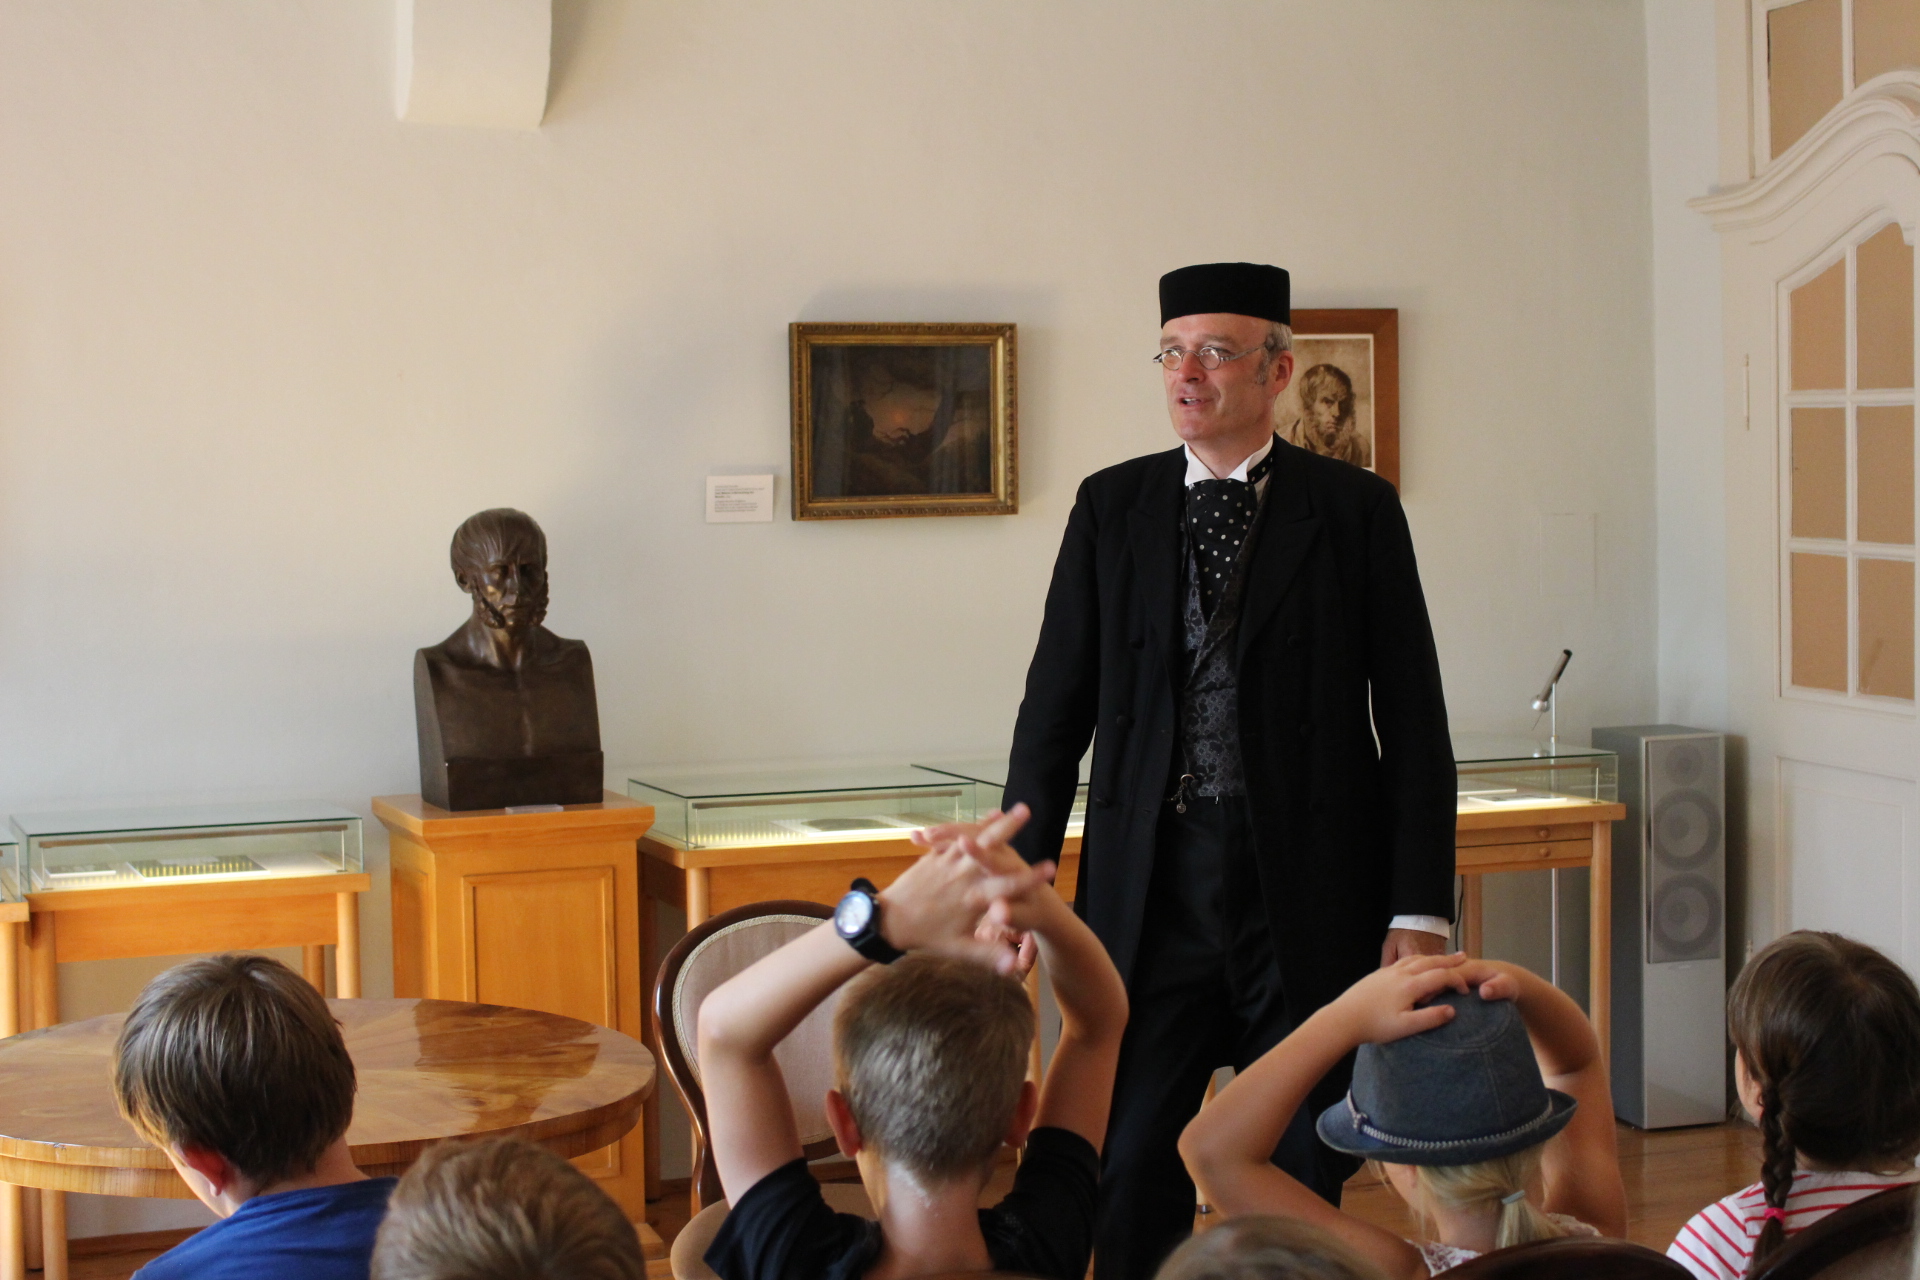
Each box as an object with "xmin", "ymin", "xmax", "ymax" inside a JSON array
[{"xmin": 835, "ymin": 890, "xmax": 874, "ymax": 939}]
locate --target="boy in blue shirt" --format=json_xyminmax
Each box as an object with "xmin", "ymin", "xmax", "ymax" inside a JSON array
[{"xmin": 113, "ymin": 953, "xmax": 395, "ymax": 1280}]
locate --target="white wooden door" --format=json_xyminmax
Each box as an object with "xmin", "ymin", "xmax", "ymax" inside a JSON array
[{"xmin": 1699, "ymin": 10, "xmax": 1920, "ymax": 967}]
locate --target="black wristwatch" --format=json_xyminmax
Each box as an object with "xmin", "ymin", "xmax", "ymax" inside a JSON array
[{"xmin": 835, "ymin": 877, "xmax": 904, "ymax": 964}]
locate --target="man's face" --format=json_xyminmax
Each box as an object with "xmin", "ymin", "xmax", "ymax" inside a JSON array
[
  {"xmin": 1159, "ymin": 312, "xmax": 1292, "ymax": 449},
  {"xmin": 460, "ymin": 542, "xmax": 548, "ymax": 635}
]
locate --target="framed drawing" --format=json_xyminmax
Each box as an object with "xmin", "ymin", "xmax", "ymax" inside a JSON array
[
  {"xmin": 1275, "ymin": 309, "xmax": 1400, "ymax": 489},
  {"xmin": 790, "ymin": 322, "xmax": 1017, "ymax": 520}
]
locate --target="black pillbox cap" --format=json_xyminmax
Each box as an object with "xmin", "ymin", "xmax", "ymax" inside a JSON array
[{"xmin": 1159, "ymin": 262, "xmax": 1291, "ymax": 326}]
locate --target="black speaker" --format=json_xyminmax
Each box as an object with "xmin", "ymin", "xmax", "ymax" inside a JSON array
[{"xmin": 1592, "ymin": 726, "xmax": 1728, "ymax": 1128}]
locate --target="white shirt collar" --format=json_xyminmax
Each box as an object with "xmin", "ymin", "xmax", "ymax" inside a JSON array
[{"xmin": 1183, "ymin": 435, "xmax": 1275, "ymax": 487}]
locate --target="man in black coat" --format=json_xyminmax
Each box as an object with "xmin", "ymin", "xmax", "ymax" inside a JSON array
[{"xmin": 1003, "ymin": 263, "xmax": 1457, "ymax": 1279}]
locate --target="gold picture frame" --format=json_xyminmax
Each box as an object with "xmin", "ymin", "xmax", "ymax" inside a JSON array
[{"xmin": 790, "ymin": 322, "xmax": 1017, "ymax": 520}]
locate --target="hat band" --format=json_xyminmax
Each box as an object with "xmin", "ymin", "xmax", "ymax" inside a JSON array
[{"xmin": 1345, "ymin": 1094, "xmax": 1558, "ymax": 1153}]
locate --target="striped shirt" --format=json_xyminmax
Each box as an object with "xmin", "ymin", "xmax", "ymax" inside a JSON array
[{"xmin": 1668, "ymin": 1169, "xmax": 1920, "ymax": 1280}]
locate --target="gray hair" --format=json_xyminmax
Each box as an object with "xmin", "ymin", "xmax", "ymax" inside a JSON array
[{"xmin": 1265, "ymin": 322, "xmax": 1294, "ymax": 355}]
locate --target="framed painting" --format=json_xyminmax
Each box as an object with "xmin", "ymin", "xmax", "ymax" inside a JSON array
[
  {"xmin": 790, "ymin": 322, "xmax": 1017, "ymax": 520},
  {"xmin": 1275, "ymin": 309, "xmax": 1400, "ymax": 489}
]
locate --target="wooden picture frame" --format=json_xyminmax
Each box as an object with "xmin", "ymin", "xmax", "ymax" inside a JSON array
[
  {"xmin": 790, "ymin": 322, "xmax": 1017, "ymax": 520},
  {"xmin": 1278, "ymin": 309, "xmax": 1400, "ymax": 490}
]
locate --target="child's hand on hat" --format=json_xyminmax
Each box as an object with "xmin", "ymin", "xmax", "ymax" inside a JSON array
[
  {"xmin": 1326, "ymin": 952, "xmax": 1473, "ymax": 1045},
  {"xmin": 1455, "ymin": 957, "xmax": 1520, "ymax": 1002}
]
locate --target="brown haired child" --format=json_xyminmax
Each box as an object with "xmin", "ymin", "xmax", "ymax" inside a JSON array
[
  {"xmin": 1669, "ymin": 930, "xmax": 1920, "ymax": 1279},
  {"xmin": 113, "ymin": 953, "xmax": 393, "ymax": 1280}
]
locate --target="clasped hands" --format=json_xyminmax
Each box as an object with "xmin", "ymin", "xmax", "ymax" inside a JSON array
[{"xmin": 872, "ymin": 803, "xmax": 1056, "ymax": 976}]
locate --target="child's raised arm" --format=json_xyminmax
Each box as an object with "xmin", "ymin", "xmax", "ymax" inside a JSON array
[
  {"xmin": 1177, "ymin": 955, "xmax": 1471, "ymax": 1280},
  {"xmin": 950, "ymin": 806, "xmax": 1130, "ymax": 1151},
  {"xmin": 696, "ymin": 844, "xmax": 1037, "ymax": 1201},
  {"xmin": 1457, "ymin": 959, "xmax": 1625, "ymax": 1237}
]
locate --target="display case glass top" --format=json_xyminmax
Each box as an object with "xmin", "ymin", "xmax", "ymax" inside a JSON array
[
  {"xmin": 1451, "ymin": 734, "xmax": 1619, "ymax": 809},
  {"xmin": 10, "ymin": 802, "xmax": 364, "ymax": 895},
  {"xmin": 627, "ymin": 766, "xmax": 972, "ymax": 849},
  {"xmin": 910, "ymin": 755, "xmax": 1091, "ymax": 834}
]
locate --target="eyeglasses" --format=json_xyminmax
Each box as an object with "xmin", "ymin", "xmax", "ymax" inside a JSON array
[{"xmin": 1152, "ymin": 344, "xmax": 1268, "ymax": 371}]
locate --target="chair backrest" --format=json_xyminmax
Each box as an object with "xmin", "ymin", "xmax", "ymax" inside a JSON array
[
  {"xmin": 652, "ymin": 900, "xmax": 839, "ymax": 1206},
  {"xmin": 1444, "ymin": 1237, "xmax": 1695, "ymax": 1280},
  {"xmin": 1754, "ymin": 1184, "xmax": 1919, "ymax": 1280}
]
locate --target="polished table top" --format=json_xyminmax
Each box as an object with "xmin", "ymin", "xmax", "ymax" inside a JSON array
[{"xmin": 0, "ymin": 997, "xmax": 655, "ymax": 1197}]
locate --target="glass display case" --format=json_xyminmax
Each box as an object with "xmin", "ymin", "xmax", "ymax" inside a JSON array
[
  {"xmin": 626, "ymin": 766, "xmax": 973, "ymax": 850},
  {"xmin": 1453, "ymin": 734, "xmax": 1618, "ymax": 811},
  {"xmin": 910, "ymin": 755, "xmax": 1092, "ymax": 835},
  {"xmin": 9, "ymin": 802, "xmax": 364, "ymax": 895},
  {"xmin": 0, "ymin": 836, "xmax": 17, "ymax": 903}
]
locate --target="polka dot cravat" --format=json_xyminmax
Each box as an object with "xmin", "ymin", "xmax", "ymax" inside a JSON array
[{"xmin": 1185, "ymin": 450, "xmax": 1274, "ymax": 620}]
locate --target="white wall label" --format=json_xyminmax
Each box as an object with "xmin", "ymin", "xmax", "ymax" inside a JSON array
[{"xmin": 706, "ymin": 474, "xmax": 775, "ymax": 523}]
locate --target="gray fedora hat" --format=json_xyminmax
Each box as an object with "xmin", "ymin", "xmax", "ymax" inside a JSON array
[{"xmin": 1315, "ymin": 991, "xmax": 1577, "ymax": 1166}]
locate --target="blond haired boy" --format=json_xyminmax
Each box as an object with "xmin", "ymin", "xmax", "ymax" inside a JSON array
[
  {"xmin": 698, "ymin": 805, "xmax": 1128, "ymax": 1280},
  {"xmin": 372, "ymin": 1137, "xmax": 644, "ymax": 1280}
]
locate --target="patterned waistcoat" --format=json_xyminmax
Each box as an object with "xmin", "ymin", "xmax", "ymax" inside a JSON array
[{"xmin": 1174, "ymin": 485, "xmax": 1271, "ymax": 799}]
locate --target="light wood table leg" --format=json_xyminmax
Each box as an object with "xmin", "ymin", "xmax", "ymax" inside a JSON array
[
  {"xmin": 0, "ymin": 1183, "xmax": 19, "ymax": 1280},
  {"xmin": 686, "ymin": 869, "xmax": 709, "ymax": 929},
  {"xmin": 39, "ymin": 1190, "xmax": 64, "ymax": 1280},
  {"xmin": 0, "ymin": 922, "xmax": 17, "ymax": 1041},
  {"xmin": 19, "ymin": 1193, "xmax": 38, "ymax": 1273},
  {"xmin": 26, "ymin": 914, "xmax": 56, "ymax": 1033},
  {"xmin": 1460, "ymin": 875, "xmax": 1484, "ymax": 957},
  {"xmin": 640, "ymin": 887, "xmax": 660, "ymax": 1202},
  {"xmin": 1589, "ymin": 820, "xmax": 1612, "ymax": 1061},
  {"xmin": 336, "ymin": 892, "xmax": 361, "ymax": 998},
  {"xmin": 302, "ymin": 945, "xmax": 327, "ymax": 993}
]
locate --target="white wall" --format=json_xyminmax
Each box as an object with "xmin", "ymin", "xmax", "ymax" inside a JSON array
[
  {"xmin": 1646, "ymin": 0, "xmax": 1730, "ymax": 730},
  {"xmin": 0, "ymin": 0, "xmax": 1659, "ymax": 1234}
]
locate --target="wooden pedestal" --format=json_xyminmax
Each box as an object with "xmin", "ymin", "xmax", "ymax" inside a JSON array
[{"xmin": 374, "ymin": 792, "xmax": 655, "ymax": 1220}]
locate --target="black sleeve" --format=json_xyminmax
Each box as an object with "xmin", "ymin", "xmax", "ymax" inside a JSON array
[
  {"xmin": 1004, "ymin": 479, "xmax": 1103, "ymax": 866},
  {"xmin": 704, "ymin": 1159, "xmax": 875, "ymax": 1280},
  {"xmin": 980, "ymin": 1127, "xmax": 1101, "ymax": 1280},
  {"xmin": 1362, "ymin": 485, "xmax": 1457, "ymax": 920}
]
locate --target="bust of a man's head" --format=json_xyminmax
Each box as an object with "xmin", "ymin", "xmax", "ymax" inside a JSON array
[{"xmin": 450, "ymin": 508, "xmax": 549, "ymax": 639}]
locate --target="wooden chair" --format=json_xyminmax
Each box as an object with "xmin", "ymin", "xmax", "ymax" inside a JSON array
[
  {"xmin": 653, "ymin": 900, "xmax": 875, "ymax": 1280},
  {"xmin": 1444, "ymin": 1237, "xmax": 1694, "ymax": 1279},
  {"xmin": 1754, "ymin": 1183, "xmax": 1918, "ymax": 1280}
]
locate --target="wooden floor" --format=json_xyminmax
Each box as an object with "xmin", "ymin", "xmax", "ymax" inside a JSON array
[{"xmin": 62, "ymin": 1122, "xmax": 1757, "ymax": 1279}]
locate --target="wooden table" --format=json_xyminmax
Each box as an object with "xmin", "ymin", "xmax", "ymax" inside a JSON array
[
  {"xmin": 0, "ymin": 997, "xmax": 658, "ymax": 1280},
  {"xmin": 24, "ymin": 870, "xmax": 370, "ymax": 1025},
  {"xmin": 1455, "ymin": 799, "xmax": 1626, "ymax": 1057}
]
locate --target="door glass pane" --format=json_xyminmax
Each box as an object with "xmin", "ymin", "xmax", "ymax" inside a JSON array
[
  {"xmin": 1792, "ymin": 407, "xmax": 1848, "ymax": 539},
  {"xmin": 1854, "ymin": 0, "xmax": 1920, "ymax": 84},
  {"xmin": 1791, "ymin": 552, "xmax": 1850, "ymax": 691},
  {"xmin": 1858, "ymin": 557, "xmax": 1915, "ymax": 699},
  {"xmin": 1857, "ymin": 405, "xmax": 1915, "ymax": 544},
  {"xmin": 1856, "ymin": 224, "xmax": 1914, "ymax": 389},
  {"xmin": 1792, "ymin": 259, "xmax": 1847, "ymax": 390},
  {"xmin": 1770, "ymin": 0, "xmax": 1845, "ymax": 158}
]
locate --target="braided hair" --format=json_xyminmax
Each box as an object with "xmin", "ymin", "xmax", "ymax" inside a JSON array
[{"xmin": 1727, "ymin": 931, "xmax": 1920, "ymax": 1276}]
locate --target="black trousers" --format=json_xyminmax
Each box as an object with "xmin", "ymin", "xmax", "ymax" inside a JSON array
[{"xmin": 1093, "ymin": 797, "xmax": 1362, "ymax": 1280}]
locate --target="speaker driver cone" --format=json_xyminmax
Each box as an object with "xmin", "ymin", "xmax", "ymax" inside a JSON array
[
  {"xmin": 1651, "ymin": 872, "xmax": 1721, "ymax": 960},
  {"xmin": 1651, "ymin": 789, "xmax": 1720, "ymax": 870}
]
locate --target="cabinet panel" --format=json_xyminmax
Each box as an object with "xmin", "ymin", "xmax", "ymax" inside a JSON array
[{"xmin": 466, "ymin": 867, "xmax": 616, "ymax": 1029}]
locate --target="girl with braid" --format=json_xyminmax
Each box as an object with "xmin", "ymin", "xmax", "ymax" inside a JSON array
[{"xmin": 1669, "ymin": 931, "xmax": 1920, "ymax": 1280}]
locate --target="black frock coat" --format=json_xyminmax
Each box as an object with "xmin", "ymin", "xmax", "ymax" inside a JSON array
[{"xmin": 1005, "ymin": 439, "xmax": 1457, "ymax": 1024}]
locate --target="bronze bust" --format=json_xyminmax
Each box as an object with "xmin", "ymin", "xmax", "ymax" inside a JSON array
[{"xmin": 414, "ymin": 509, "xmax": 603, "ymax": 811}]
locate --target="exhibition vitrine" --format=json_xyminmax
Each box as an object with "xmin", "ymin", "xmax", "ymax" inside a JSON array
[
  {"xmin": 626, "ymin": 765, "xmax": 973, "ymax": 849},
  {"xmin": 8, "ymin": 802, "xmax": 363, "ymax": 895},
  {"xmin": 1452, "ymin": 734, "xmax": 1619, "ymax": 810}
]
